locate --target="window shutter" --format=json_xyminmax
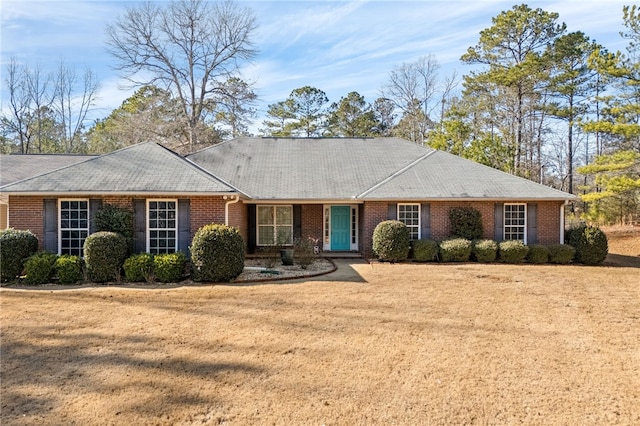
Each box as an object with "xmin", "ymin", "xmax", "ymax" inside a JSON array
[
  {"xmin": 420, "ymin": 203, "xmax": 430, "ymax": 239},
  {"xmin": 178, "ymin": 199, "xmax": 191, "ymax": 254},
  {"xmin": 527, "ymin": 203, "xmax": 537, "ymax": 244},
  {"xmin": 43, "ymin": 199, "xmax": 58, "ymax": 253},
  {"xmin": 387, "ymin": 203, "xmax": 397, "ymax": 220},
  {"xmin": 494, "ymin": 203, "xmax": 504, "ymax": 241},
  {"xmin": 293, "ymin": 205, "xmax": 302, "ymax": 240},
  {"xmin": 247, "ymin": 204, "xmax": 256, "ymax": 254},
  {"xmin": 133, "ymin": 199, "xmax": 146, "ymax": 253},
  {"xmin": 89, "ymin": 199, "xmax": 103, "ymax": 234}
]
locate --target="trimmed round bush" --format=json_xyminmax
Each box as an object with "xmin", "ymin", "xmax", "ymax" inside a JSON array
[
  {"xmin": 372, "ymin": 220, "xmax": 410, "ymax": 262},
  {"xmin": 498, "ymin": 240, "xmax": 529, "ymax": 263},
  {"xmin": 124, "ymin": 253, "xmax": 155, "ymax": 283},
  {"xmin": 83, "ymin": 231, "xmax": 128, "ymax": 283},
  {"xmin": 449, "ymin": 207, "xmax": 483, "ymax": 240},
  {"xmin": 547, "ymin": 244, "xmax": 575, "ymax": 265},
  {"xmin": 526, "ymin": 244, "xmax": 550, "ymax": 264},
  {"xmin": 567, "ymin": 225, "xmax": 608, "ymax": 265},
  {"xmin": 154, "ymin": 252, "xmax": 187, "ymax": 283},
  {"xmin": 472, "ymin": 239, "xmax": 498, "ymax": 263},
  {"xmin": 23, "ymin": 253, "xmax": 58, "ymax": 285},
  {"xmin": 0, "ymin": 228, "xmax": 39, "ymax": 282},
  {"xmin": 55, "ymin": 255, "xmax": 84, "ymax": 285},
  {"xmin": 191, "ymin": 224, "xmax": 245, "ymax": 282},
  {"xmin": 439, "ymin": 238, "xmax": 472, "ymax": 262},
  {"xmin": 413, "ymin": 239, "xmax": 439, "ymax": 262}
]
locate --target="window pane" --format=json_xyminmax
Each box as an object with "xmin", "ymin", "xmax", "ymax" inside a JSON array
[
  {"xmin": 258, "ymin": 226, "xmax": 274, "ymax": 245},
  {"xmin": 276, "ymin": 206, "xmax": 292, "ymax": 225},
  {"xmin": 276, "ymin": 226, "xmax": 292, "ymax": 245},
  {"xmin": 258, "ymin": 206, "xmax": 274, "ymax": 225}
]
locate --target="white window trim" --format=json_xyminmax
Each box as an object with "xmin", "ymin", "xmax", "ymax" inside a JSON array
[
  {"xmin": 398, "ymin": 203, "xmax": 421, "ymax": 241},
  {"xmin": 323, "ymin": 205, "xmax": 359, "ymax": 251},
  {"xmin": 504, "ymin": 203, "xmax": 527, "ymax": 244},
  {"xmin": 256, "ymin": 205, "xmax": 293, "ymax": 246},
  {"xmin": 58, "ymin": 198, "xmax": 89, "ymax": 256},
  {"xmin": 146, "ymin": 199, "xmax": 178, "ymax": 253}
]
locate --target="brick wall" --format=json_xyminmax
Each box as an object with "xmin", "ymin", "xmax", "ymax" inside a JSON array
[
  {"xmin": 8, "ymin": 194, "xmax": 234, "ymax": 251},
  {"xmin": 359, "ymin": 200, "xmax": 565, "ymax": 259},
  {"xmin": 537, "ymin": 201, "xmax": 563, "ymax": 244},
  {"xmin": 8, "ymin": 196, "xmax": 44, "ymax": 247},
  {"xmin": 301, "ymin": 204, "xmax": 323, "ymax": 242},
  {"xmin": 361, "ymin": 201, "xmax": 388, "ymax": 258}
]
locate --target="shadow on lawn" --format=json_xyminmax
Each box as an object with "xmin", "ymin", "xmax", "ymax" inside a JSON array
[{"xmin": 0, "ymin": 326, "xmax": 263, "ymax": 423}]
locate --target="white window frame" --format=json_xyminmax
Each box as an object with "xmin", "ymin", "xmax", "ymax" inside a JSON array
[
  {"xmin": 59, "ymin": 199, "xmax": 89, "ymax": 256},
  {"xmin": 256, "ymin": 205, "xmax": 293, "ymax": 246},
  {"xmin": 504, "ymin": 203, "xmax": 527, "ymax": 243},
  {"xmin": 147, "ymin": 199, "xmax": 178, "ymax": 254},
  {"xmin": 398, "ymin": 203, "xmax": 421, "ymax": 241}
]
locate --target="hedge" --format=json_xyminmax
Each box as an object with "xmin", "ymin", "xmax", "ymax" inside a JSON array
[
  {"xmin": 0, "ymin": 229, "xmax": 39, "ymax": 282},
  {"xmin": 413, "ymin": 239, "xmax": 439, "ymax": 262},
  {"xmin": 472, "ymin": 239, "xmax": 498, "ymax": 263},
  {"xmin": 83, "ymin": 231, "xmax": 128, "ymax": 283},
  {"xmin": 191, "ymin": 224, "xmax": 245, "ymax": 282},
  {"xmin": 439, "ymin": 238, "xmax": 472, "ymax": 262},
  {"xmin": 498, "ymin": 240, "xmax": 529, "ymax": 263}
]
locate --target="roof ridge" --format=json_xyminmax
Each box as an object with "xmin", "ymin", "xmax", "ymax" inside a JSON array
[{"xmin": 356, "ymin": 150, "xmax": 437, "ymax": 199}]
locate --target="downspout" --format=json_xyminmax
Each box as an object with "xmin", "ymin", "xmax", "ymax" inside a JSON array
[
  {"xmin": 224, "ymin": 195, "xmax": 240, "ymax": 226},
  {"xmin": 560, "ymin": 200, "xmax": 567, "ymax": 244}
]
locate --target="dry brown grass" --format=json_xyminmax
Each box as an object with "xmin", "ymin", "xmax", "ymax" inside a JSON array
[{"xmin": 1, "ymin": 232, "xmax": 639, "ymax": 425}]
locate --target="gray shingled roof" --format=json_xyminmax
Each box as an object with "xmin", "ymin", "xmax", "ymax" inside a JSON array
[
  {"xmin": 187, "ymin": 137, "xmax": 430, "ymax": 199},
  {"xmin": 1, "ymin": 154, "xmax": 96, "ymax": 186},
  {"xmin": 0, "ymin": 142, "xmax": 236, "ymax": 194},
  {"xmin": 188, "ymin": 137, "xmax": 575, "ymax": 201},
  {"xmin": 360, "ymin": 149, "xmax": 575, "ymax": 200}
]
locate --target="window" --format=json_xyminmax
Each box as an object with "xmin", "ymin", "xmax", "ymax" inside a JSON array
[
  {"xmin": 257, "ymin": 205, "xmax": 293, "ymax": 246},
  {"xmin": 59, "ymin": 199, "xmax": 89, "ymax": 256},
  {"xmin": 398, "ymin": 204, "xmax": 420, "ymax": 240},
  {"xmin": 504, "ymin": 203, "xmax": 526, "ymax": 242},
  {"xmin": 148, "ymin": 200, "xmax": 177, "ymax": 254}
]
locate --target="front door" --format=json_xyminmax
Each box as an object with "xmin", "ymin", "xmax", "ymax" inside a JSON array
[{"xmin": 330, "ymin": 206, "xmax": 350, "ymax": 250}]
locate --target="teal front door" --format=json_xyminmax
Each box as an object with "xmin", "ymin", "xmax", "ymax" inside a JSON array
[{"xmin": 331, "ymin": 206, "xmax": 351, "ymax": 250}]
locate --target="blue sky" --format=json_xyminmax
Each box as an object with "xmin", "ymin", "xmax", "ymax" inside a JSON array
[{"xmin": 0, "ymin": 0, "xmax": 632, "ymax": 129}]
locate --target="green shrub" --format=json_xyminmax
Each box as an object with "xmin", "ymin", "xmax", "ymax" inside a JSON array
[
  {"xmin": 23, "ymin": 253, "xmax": 58, "ymax": 285},
  {"xmin": 547, "ymin": 244, "xmax": 575, "ymax": 264},
  {"xmin": 83, "ymin": 231, "xmax": 128, "ymax": 283},
  {"xmin": 95, "ymin": 204, "xmax": 134, "ymax": 253},
  {"xmin": 498, "ymin": 240, "xmax": 529, "ymax": 263},
  {"xmin": 526, "ymin": 244, "xmax": 549, "ymax": 264},
  {"xmin": 567, "ymin": 225, "xmax": 608, "ymax": 265},
  {"xmin": 154, "ymin": 252, "xmax": 187, "ymax": 283},
  {"xmin": 191, "ymin": 224, "xmax": 245, "ymax": 282},
  {"xmin": 124, "ymin": 253, "xmax": 155, "ymax": 283},
  {"xmin": 472, "ymin": 239, "xmax": 498, "ymax": 263},
  {"xmin": 439, "ymin": 238, "xmax": 472, "ymax": 262},
  {"xmin": 372, "ymin": 220, "xmax": 410, "ymax": 262},
  {"xmin": 413, "ymin": 239, "xmax": 439, "ymax": 262},
  {"xmin": 448, "ymin": 207, "xmax": 483, "ymax": 240},
  {"xmin": 55, "ymin": 255, "xmax": 84, "ymax": 285},
  {"xmin": 0, "ymin": 228, "xmax": 39, "ymax": 282}
]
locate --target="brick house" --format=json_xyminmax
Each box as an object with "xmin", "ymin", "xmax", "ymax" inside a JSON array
[{"xmin": 0, "ymin": 137, "xmax": 576, "ymax": 258}]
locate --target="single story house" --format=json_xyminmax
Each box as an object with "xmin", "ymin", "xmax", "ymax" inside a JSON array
[{"xmin": 0, "ymin": 137, "xmax": 576, "ymax": 258}]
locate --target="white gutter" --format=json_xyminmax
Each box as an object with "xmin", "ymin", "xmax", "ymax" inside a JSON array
[{"xmin": 224, "ymin": 194, "xmax": 240, "ymax": 226}]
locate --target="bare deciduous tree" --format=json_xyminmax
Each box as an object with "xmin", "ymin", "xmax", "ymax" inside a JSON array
[
  {"xmin": 106, "ymin": 0, "xmax": 257, "ymax": 152},
  {"xmin": 52, "ymin": 60, "xmax": 100, "ymax": 153}
]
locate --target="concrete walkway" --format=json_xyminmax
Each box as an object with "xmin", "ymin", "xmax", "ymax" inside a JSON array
[{"xmin": 309, "ymin": 258, "xmax": 369, "ymax": 283}]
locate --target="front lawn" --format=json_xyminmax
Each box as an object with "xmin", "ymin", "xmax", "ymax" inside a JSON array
[{"xmin": 1, "ymin": 256, "xmax": 638, "ymax": 425}]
